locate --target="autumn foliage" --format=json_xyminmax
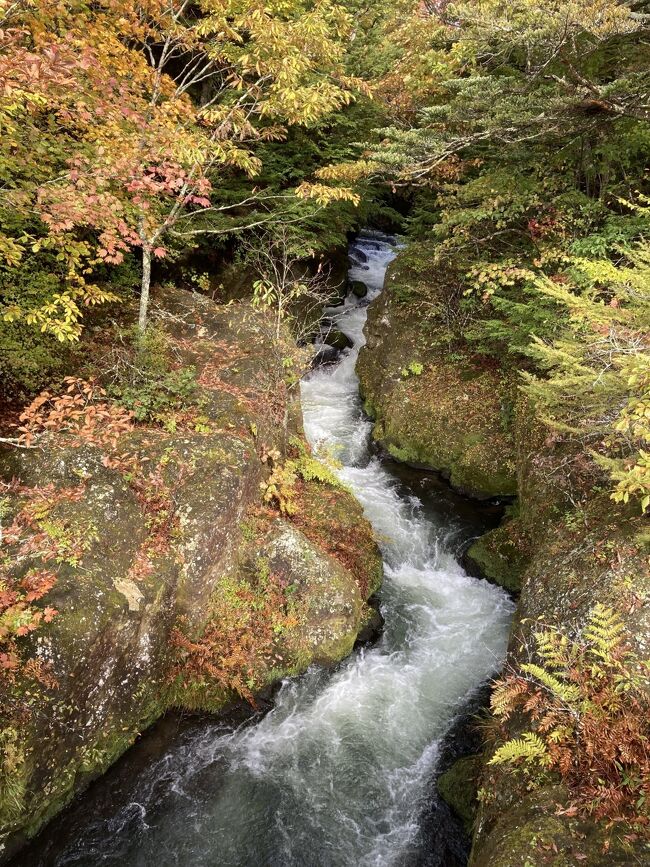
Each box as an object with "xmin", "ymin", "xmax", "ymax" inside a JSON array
[
  {"xmin": 0, "ymin": 480, "xmax": 99, "ymax": 717},
  {"xmin": 0, "ymin": 0, "xmax": 361, "ymax": 343},
  {"xmin": 16, "ymin": 377, "xmax": 134, "ymax": 447},
  {"xmin": 170, "ymin": 555, "xmax": 301, "ymax": 706},
  {"xmin": 489, "ymin": 606, "xmax": 650, "ymax": 828}
]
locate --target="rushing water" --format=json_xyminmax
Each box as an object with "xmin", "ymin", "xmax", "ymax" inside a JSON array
[{"xmin": 19, "ymin": 232, "xmax": 513, "ymax": 867}]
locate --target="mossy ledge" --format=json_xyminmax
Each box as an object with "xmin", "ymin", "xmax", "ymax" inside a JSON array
[{"xmin": 0, "ymin": 286, "xmax": 382, "ymax": 863}]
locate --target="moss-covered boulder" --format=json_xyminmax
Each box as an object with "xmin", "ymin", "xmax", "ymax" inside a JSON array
[
  {"xmin": 357, "ymin": 252, "xmax": 517, "ymax": 499},
  {"xmin": 437, "ymin": 756, "xmax": 481, "ymax": 835},
  {"xmin": 262, "ymin": 521, "xmax": 365, "ymax": 666},
  {"xmin": 471, "ymin": 782, "xmax": 645, "ymax": 867},
  {"xmin": 464, "ymin": 516, "xmax": 531, "ymax": 594},
  {"xmin": 0, "ymin": 285, "xmax": 381, "ymax": 862},
  {"xmin": 293, "ymin": 479, "xmax": 383, "ymax": 599}
]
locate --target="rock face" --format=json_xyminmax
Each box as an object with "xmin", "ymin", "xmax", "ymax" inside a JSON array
[
  {"xmin": 357, "ymin": 255, "xmax": 517, "ymax": 499},
  {"xmin": 464, "ymin": 518, "xmax": 530, "ymax": 594},
  {"xmin": 469, "ymin": 406, "xmax": 649, "ymax": 867},
  {"xmin": 312, "ymin": 344, "xmax": 340, "ymax": 367},
  {"xmin": 325, "ymin": 328, "xmax": 353, "ymax": 351},
  {"xmin": 0, "ymin": 286, "xmax": 382, "ymax": 861},
  {"xmin": 437, "ymin": 756, "xmax": 481, "ymax": 835},
  {"xmin": 357, "ymin": 246, "xmax": 649, "ymax": 866}
]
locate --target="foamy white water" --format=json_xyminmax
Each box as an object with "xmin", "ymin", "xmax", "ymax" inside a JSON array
[{"xmin": 47, "ymin": 231, "xmax": 513, "ymax": 867}]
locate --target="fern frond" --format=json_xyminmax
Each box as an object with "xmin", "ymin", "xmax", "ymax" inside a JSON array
[
  {"xmin": 490, "ymin": 677, "xmax": 529, "ymax": 717},
  {"xmin": 295, "ymin": 455, "xmax": 341, "ymax": 488},
  {"xmin": 535, "ymin": 629, "xmax": 575, "ymax": 669},
  {"xmin": 583, "ymin": 605, "xmax": 625, "ymax": 662},
  {"xmin": 521, "ymin": 663, "xmax": 582, "ymax": 705},
  {"xmin": 488, "ymin": 732, "xmax": 550, "ymax": 767},
  {"xmin": 547, "ymin": 725, "xmax": 573, "ymax": 744}
]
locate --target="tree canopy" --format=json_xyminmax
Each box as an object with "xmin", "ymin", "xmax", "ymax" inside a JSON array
[{"xmin": 1, "ymin": 0, "xmax": 649, "ymax": 510}]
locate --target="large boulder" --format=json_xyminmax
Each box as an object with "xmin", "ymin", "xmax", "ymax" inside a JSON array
[
  {"xmin": 357, "ymin": 252, "xmax": 517, "ymax": 499},
  {"xmin": 0, "ymin": 286, "xmax": 382, "ymax": 861}
]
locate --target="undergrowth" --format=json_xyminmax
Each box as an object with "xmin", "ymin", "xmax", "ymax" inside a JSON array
[
  {"xmin": 489, "ymin": 605, "xmax": 650, "ymax": 830},
  {"xmin": 169, "ymin": 554, "xmax": 302, "ymax": 706},
  {"xmin": 260, "ymin": 436, "xmax": 343, "ymax": 516}
]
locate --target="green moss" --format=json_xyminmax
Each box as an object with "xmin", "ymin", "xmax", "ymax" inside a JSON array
[
  {"xmin": 0, "ymin": 729, "xmax": 28, "ymax": 831},
  {"xmin": 309, "ymin": 627, "xmax": 357, "ymax": 666},
  {"xmin": 166, "ymin": 679, "xmax": 231, "ymax": 714},
  {"xmin": 295, "ymin": 479, "xmax": 383, "ymax": 597},
  {"xmin": 470, "ymin": 784, "xmax": 640, "ymax": 867},
  {"xmin": 358, "ymin": 284, "xmax": 517, "ymax": 499},
  {"xmin": 466, "ymin": 521, "xmax": 531, "ymax": 593},
  {"xmin": 386, "ymin": 441, "xmax": 421, "ymax": 465},
  {"xmin": 9, "ymin": 687, "xmax": 170, "ymax": 844},
  {"xmin": 437, "ymin": 756, "xmax": 481, "ymax": 835}
]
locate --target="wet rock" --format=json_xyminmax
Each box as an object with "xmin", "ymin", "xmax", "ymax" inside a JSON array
[
  {"xmin": 463, "ymin": 520, "xmax": 529, "ymax": 594},
  {"xmin": 349, "ymin": 280, "xmax": 368, "ymax": 298},
  {"xmin": 467, "ymin": 410, "xmax": 649, "ymax": 867},
  {"xmin": 262, "ymin": 522, "xmax": 364, "ymax": 667},
  {"xmin": 354, "ymin": 600, "xmax": 384, "ymax": 645},
  {"xmin": 437, "ymin": 756, "xmax": 481, "ymax": 835},
  {"xmin": 312, "ymin": 344, "xmax": 340, "ymax": 367},
  {"xmin": 325, "ymin": 328, "xmax": 353, "ymax": 351}
]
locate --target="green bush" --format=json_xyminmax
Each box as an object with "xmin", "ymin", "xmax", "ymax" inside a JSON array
[{"xmin": 107, "ymin": 327, "xmax": 199, "ymax": 424}]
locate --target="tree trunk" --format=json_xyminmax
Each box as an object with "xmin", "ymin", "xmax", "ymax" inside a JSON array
[{"xmin": 138, "ymin": 245, "xmax": 152, "ymax": 332}]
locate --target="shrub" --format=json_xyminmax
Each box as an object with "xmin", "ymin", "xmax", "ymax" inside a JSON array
[
  {"xmin": 261, "ymin": 437, "xmax": 342, "ymax": 516},
  {"xmin": 105, "ymin": 327, "xmax": 199, "ymax": 426},
  {"xmin": 523, "ymin": 243, "xmax": 650, "ymax": 513}
]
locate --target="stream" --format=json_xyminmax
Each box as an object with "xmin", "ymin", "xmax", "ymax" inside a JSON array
[{"xmin": 18, "ymin": 231, "xmax": 514, "ymax": 867}]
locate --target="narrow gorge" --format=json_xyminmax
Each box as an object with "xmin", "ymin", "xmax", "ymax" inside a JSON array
[
  {"xmin": 2, "ymin": 3, "xmax": 649, "ymax": 866},
  {"xmin": 11, "ymin": 234, "xmax": 515, "ymax": 866}
]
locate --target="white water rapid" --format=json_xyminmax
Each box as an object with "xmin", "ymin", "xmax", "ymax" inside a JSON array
[{"xmin": 37, "ymin": 232, "xmax": 513, "ymax": 867}]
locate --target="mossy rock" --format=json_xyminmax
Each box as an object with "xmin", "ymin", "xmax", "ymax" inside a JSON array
[
  {"xmin": 357, "ymin": 254, "xmax": 517, "ymax": 499},
  {"xmin": 327, "ymin": 328, "xmax": 353, "ymax": 351},
  {"xmin": 470, "ymin": 783, "xmax": 644, "ymax": 867},
  {"xmin": 294, "ymin": 479, "xmax": 383, "ymax": 598},
  {"xmin": 260, "ymin": 520, "xmax": 365, "ymax": 668},
  {"xmin": 437, "ymin": 755, "xmax": 481, "ymax": 835},
  {"xmin": 0, "ymin": 285, "xmax": 383, "ymax": 859},
  {"xmin": 360, "ymin": 352, "xmax": 517, "ymax": 499},
  {"xmin": 349, "ymin": 280, "xmax": 368, "ymax": 298},
  {"xmin": 465, "ymin": 519, "xmax": 531, "ymax": 594},
  {"xmin": 470, "ymin": 481, "xmax": 650, "ymax": 867}
]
